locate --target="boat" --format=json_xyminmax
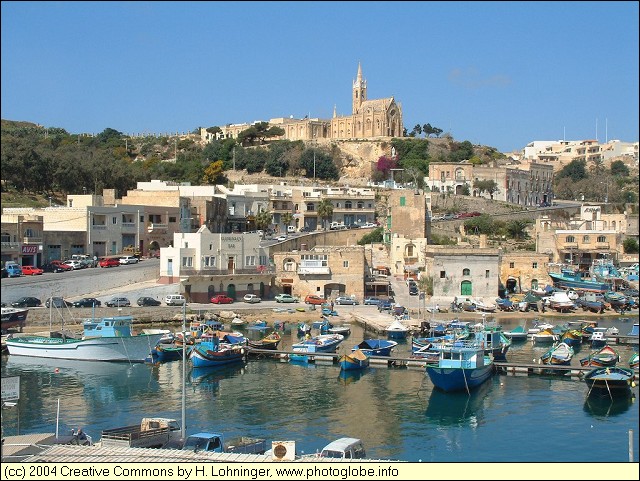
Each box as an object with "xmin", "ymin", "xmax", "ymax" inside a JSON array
[
  {"xmin": 503, "ymin": 324, "xmax": 528, "ymax": 342},
  {"xmin": 530, "ymin": 327, "xmax": 558, "ymax": 345},
  {"xmin": 230, "ymin": 317, "xmax": 246, "ymax": 327},
  {"xmin": 352, "ymin": 339, "xmax": 398, "ymax": 357},
  {"xmin": 546, "ymin": 291, "xmax": 576, "ymax": 313},
  {"xmin": 584, "ymin": 366, "xmax": 636, "ymax": 397},
  {"xmin": 540, "ymin": 342, "xmax": 574, "ymax": 366},
  {"xmin": 1, "ymin": 307, "xmax": 28, "ymax": 333},
  {"xmin": 297, "ymin": 323, "xmax": 312, "ymax": 337},
  {"xmin": 291, "ymin": 333, "xmax": 344, "ymax": 353},
  {"xmin": 246, "ymin": 320, "xmax": 269, "ymax": 332},
  {"xmin": 151, "ymin": 343, "xmax": 188, "ymax": 363},
  {"xmin": 575, "ymin": 293, "xmax": 607, "ymax": 313},
  {"xmin": 560, "ymin": 329, "xmax": 582, "ymax": 348},
  {"xmin": 327, "ymin": 325, "xmax": 351, "ymax": 336},
  {"xmin": 425, "ymin": 333, "xmax": 494, "ymax": 393},
  {"xmin": 590, "ymin": 257, "xmax": 626, "ymax": 291},
  {"xmin": 385, "ymin": 319, "xmax": 409, "ymax": 340},
  {"xmin": 548, "ymin": 266, "xmax": 612, "ymax": 293},
  {"xmin": 629, "ymin": 352, "xmax": 639, "ymax": 370},
  {"xmin": 247, "ymin": 332, "xmax": 281, "ymax": 350},
  {"xmin": 589, "ymin": 327, "xmax": 619, "ymax": 349},
  {"xmin": 338, "ymin": 349, "xmax": 370, "ymax": 371},
  {"xmin": 580, "ymin": 345, "xmax": 620, "ymax": 368},
  {"xmin": 189, "ymin": 339, "xmax": 245, "ymax": 368},
  {"xmin": 629, "ymin": 323, "xmax": 639, "ymax": 337},
  {"xmin": 5, "ymin": 315, "xmax": 165, "ymax": 363}
]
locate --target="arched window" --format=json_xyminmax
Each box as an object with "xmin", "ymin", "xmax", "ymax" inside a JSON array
[
  {"xmin": 405, "ymin": 244, "xmax": 414, "ymax": 257},
  {"xmin": 284, "ymin": 258, "xmax": 296, "ymax": 272},
  {"xmin": 566, "ymin": 235, "xmax": 575, "ymax": 243},
  {"xmin": 345, "ymin": 201, "xmax": 352, "ymax": 209},
  {"xmin": 357, "ymin": 201, "xmax": 364, "ymax": 209},
  {"xmin": 463, "ymin": 268, "xmax": 470, "ymax": 276},
  {"xmin": 597, "ymin": 235, "xmax": 606, "ymax": 243}
]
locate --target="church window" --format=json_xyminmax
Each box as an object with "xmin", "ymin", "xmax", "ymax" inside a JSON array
[{"xmin": 345, "ymin": 201, "xmax": 352, "ymax": 209}]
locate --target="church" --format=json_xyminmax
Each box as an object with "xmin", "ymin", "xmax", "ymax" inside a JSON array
[{"xmin": 201, "ymin": 63, "xmax": 404, "ymax": 143}]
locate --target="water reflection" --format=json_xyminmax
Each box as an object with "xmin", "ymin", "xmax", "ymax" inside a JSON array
[
  {"xmin": 337, "ymin": 369, "xmax": 367, "ymax": 385},
  {"xmin": 583, "ymin": 393, "xmax": 635, "ymax": 418},
  {"xmin": 424, "ymin": 380, "xmax": 492, "ymax": 427}
]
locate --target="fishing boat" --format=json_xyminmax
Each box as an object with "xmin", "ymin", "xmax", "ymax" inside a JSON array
[
  {"xmin": 328, "ymin": 325, "xmax": 351, "ymax": 336},
  {"xmin": 629, "ymin": 323, "xmax": 639, "ymax": 337},
  {"xmin": 629, "ymin": 352, "xmax": 639, "ymax": 370},
  {"xmin": 246, "ymin": 320, "xmax": 269, "ymax": 332},
  {"xmin": 385, "ymin": 319, "xmax": 409, "ymax": 340},
  {"xmin": 338, "ymin": 349, "xmax": 370, "ymax": 371},
  {"xmin": 297, "ymin": 323, "xmax": 312, "ymax": 337},
  {"xmin": 589, "ymin": 327, "xmax": 619, "ymax": 349},
  {"xmin": 247, "ymin": 332, "xmax": 281, "ymax": 350},
  {"xmin": 5, "ymin": 315, "xmax": 165, "ymax": 363},
  {"xmin": 503, "ymin": 324, "xmax": 528, "ymax": 342},
  {"xmin": 580, "ymin": 345, "xmax": 620, "ymax": 368},
  {"xmin": 560, "ymin": 329, "xmax": 582, "ymax": 348},
  {"xmin": 548, "ymin": 266, "xmax": 612, "ymax": 293},
  {"xmin": 352, "ymin": 339, "xmax": 398, "ymax": 357},
  {"xmin": 1, "ymin": 307, "xmax": 28, "ymax": 333},
  {"xmin": 584, "ymin": 367, "xmax": 636, "ymax": 397},
  {"xmin": 291, "ymin": 333, "xmax": 344, "ymax": 353},
  {"xmin": 425, "ymin": 332, "xmax": 494, "ymax": 393},
  {"xmin": 189, "ymin": 339, "xmax": 245, "ymax": 368},
  {"xmin": 531, "ymin": 327, "xmax": 559, "ymax": 345},
  {"xmin": 546, "ymin": 291, "xmax": 576, "ymax": 313},
  {"xmin": 540, "ymin": 342, "xmax": 574, "ymax": 366},
  {"xmin": 151, "ymin": 343, "xmax": 188, "ymax": 363}
]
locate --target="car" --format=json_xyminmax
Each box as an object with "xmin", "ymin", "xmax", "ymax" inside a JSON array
[
  {"xmin": 210, "ymin": 294, "xmax": 234, "ymax": 304},
  {"xmin": 243, "ymin": 294, "xmax": 262, "ymax": 304},
  {"xmin": 99, "ymin": 258, "xmax": 120, "ymax": 268},
  {"xmin": 360, "ymin": 223, "xmax": 377, "ymax": 228},
  {"xmin": 164, "ymin": 294, "xmax": 186, "ymax": 306},
  {"xmin": 137, "ymin": 296, "xmax": 161, "ymax": 307},
  {"xmin": 304, "ymin": 295, "xmax": 325, "ymax": 305},
  {"xmin": 409, "ymin": 285, "xmax": 419, "ymax": 296},
  {"xmin": 63, "ymin": 259, "xmax": 84, "ymax": 270},
  {"xmin": 21, "ymin": 265, "xmax": 44, "ymax": 276},
  {"xmin": 538, "ymin": 201, "xmax": 551, "ymax": 208},
  {"xmin": 363, "ymin": 296, "xmax": 382, "ymax": 305},
  {"xmin": 5, "ymin": 264, "xmax": 23, "ymax": 277},
  {"xmin": 11, "ymin": 296, "xmax": 42, "ymax": 308},
  {"xmin": 105, "ymin": 296, "xmax": 131, "ymax": 307},
  {"xmin": 274, "ymin": 294, "xmax": 299, "ymax": 303},
  {"xmin": 43, "ymin": 261, "xmax": 73, "ymax": 273},
  {"xmin": 378, "ymin": 299, "xmax": 393, "ymax": 312},
  {"xmin": 334, "ymin": 296, "xmax": 359, "ymax": 305},
  {"xmin": 72, "ymin": 297, "xmax": 101, "ymax": 308},
  {"xmin": 45, "ymin": 297, "xmax": 72, "ymax": 308},
  {"xmin": 276, "ymin": 235, "xmax": 287, "ymax": 242},
  {"xmin": 299, "ymin": 226, "xmax": 312, "ymax": 233},
  {"xmin": 119, "ymin": 256, "xmax": 139, "ymax": 265}
]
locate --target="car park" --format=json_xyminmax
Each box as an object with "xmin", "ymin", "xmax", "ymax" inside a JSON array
[
  {"xmin": 334, "ymin": 296, "xmax": 359, "ymax": 305},
  {"xmin": 120, "ymin": 256, "xmax": 139, "ymax": 265},
  {"xmin": 45, "ymin": 297, "xmax": 72, "ymax": 308},
  {"xmin": 137, "ymin": 296, "xmax": 161, "ymax": 307},
  {"xmin": 274, "ymin": 294, "xmax": 299, "ymax": 303},
  {"xmin": 105, "ymin": 296, "xmax": 131, "ymax": 307},
  {"xmin": 363, "ymin": 296, "xmax": 381, "ymax": 305},
  {"xmin": 243, "ymin": 294, "xmax": 262, "ymax": 303},
  {"xmin": 164, "ymin": 294, "xmax": 186, "ymax": 306},
  {"xmin": 99, "ymin": 258, "xmax": 120, "ymax": 268},
  {"xmin": 11, "ymin": 296, "xmax": 42, "ymax": 308},
  {"xmin": 21, "ymin": 265, "xmax": 43, "ymax": 276},
  {"xmin": 72, "ymin": 298, "xmax": 101, "ymax": 308},
  {"xmin": 304, "ymin": 295, "xmax": 325, "ymax": 305},
  {"xmin": 210, "ymin": 294, "xmax": 234, "ymax": 304}
]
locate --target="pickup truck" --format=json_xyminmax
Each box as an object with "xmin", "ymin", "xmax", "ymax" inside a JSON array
[
  {"xmin": 181, "ymin": 432, "xmax": 267, "ymax": 454},
  {"xmin": 100, "ymin": 417, "xmax": 182, "ymax": 448}
]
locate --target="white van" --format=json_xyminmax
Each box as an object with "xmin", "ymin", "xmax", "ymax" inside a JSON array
[
  {"xmin": 164, "ymin": 294, "xmax": 186, "ymax": 306},
  {"xmin": 320, "ymin": 438, "xmax": 366, "ymax": 459},
  {"xmin": 287, "ymin": 225, "xmax": 296, "ymax": 233}
]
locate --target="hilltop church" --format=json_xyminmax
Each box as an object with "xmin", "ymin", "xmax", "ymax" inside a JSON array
[{"xmin": 201, "ymin": 63, "xmax": 404, "ymax": 143}]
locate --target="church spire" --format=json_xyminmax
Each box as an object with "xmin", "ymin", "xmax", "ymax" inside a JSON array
[
  {"xmin": 333, "ymin": 104, "xmax": 337, "ymax": 118},
  {"xmin": 352, "ymin": 62, "xmax": 366, "ymax": 114}
]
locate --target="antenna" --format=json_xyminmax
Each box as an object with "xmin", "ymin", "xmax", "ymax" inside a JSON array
[
  {"xmin": 605, "ymin": 118, "xmax": 608, "ymax": 143},
  {"xmin": 595, "ymin": 118, "xmax": 598, "ymax": 141}
]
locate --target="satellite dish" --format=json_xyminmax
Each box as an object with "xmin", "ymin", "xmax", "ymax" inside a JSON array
[{"xmin": 271, "ymin": 441, "xmax": 296, "ymax": 461}]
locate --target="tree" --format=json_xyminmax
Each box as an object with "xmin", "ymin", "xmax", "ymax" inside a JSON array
[
  {"xmin": 202, "ymin": 160, "xmax": 226, "ymax": 184},
  {"xmin": 317, "ymin": 199, "xmax": 334, "ymax": 230},
  {"xmin": 299, "ymin": 148, "xmax": 339, "ymax": 180},
  {"xmin": 556, "ymin": 159, "xmax": 587, "ymax": 182},
  {"xmin": 256, "ymin": 210, "xmax": 273, "ymax": 231},
  {"xmin": 411, "ymin": 124, "xmax": 422, "ymax": 137},
  {"xmin": 610, "ymin": 160, "xmax": 630, "ymax": 177},
  {"xmin": 623, "ymin": 237, "xmax": 639, "ymax": 254},
  {"xmin": 472, "ymin": 179, "xmax": 498, "ymax": 199},
  {"xmin": 281, "ymin": 212, "xmax": 293, "ymax": 231},
  {"xmin": 505, "ymin": 219, "xmax": 532, "ymax": 240},
  {"xmin": 357, "ymin": 227, "xmax": 383, "ymax": 245}
]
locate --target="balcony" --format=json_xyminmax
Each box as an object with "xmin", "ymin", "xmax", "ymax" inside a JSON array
[
  {"xmin": 147, "ymin": 223, "xmax": 168, "ymax": 233},
  {"xmin": 1, "ymin": 242, "xmax": 19, "ymax": 250},
  {"xmin": 562, "ymin": 242, "xmax": 579, "ymax": 249},
  {"xmin": 22, "ymin": 236, "xmax": 43, "ymax": 244},
  {"xmin": 298, "ymin": 266, "xmax": 331, "ymax": 275},
  {"xmin": 92, "ymin": 225, "xmax": 107, "ymax": 230},
  {"xmin": 595, "ymin": 242, "xmax": 610, "ymax": 249}
]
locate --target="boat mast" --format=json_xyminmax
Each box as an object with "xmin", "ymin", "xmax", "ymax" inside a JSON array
[{"xmin": 181, "ymin": 302, "xmax": 186, "ymax": 440}]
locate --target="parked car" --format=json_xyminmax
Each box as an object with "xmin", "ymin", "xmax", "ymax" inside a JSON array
[
  {"xmin": 137, "ymin": 296, "xmax": 161, "ymax": 307},
  {"xmin": 378, "ymin": 299, "xmax": 393, "ymax": 312},
  {"xmin": 334, "ymin": 296, "xmax": 359, "ymax": 306},
  {"xmin": 164, "ymin": 294, "xmax": 186, "ymax": 306},
  {"xmin": 5, "ymin": 264, "xmax": 23, "ymax": 277},
  {"xmin": 119, "ymin": 256, "xmax": 139, "ymax": 265},
  {"xmin": 43, "ymin": 261, "xmax": 73, "ymax": 273},
  {"xmin": 45, "ymin": 297, "xmax": 72, "ymax": 308},
  {"xmin": 105, "ymin": 296, "xmax": 131, "ymax": 307},
  {"xmin": 363, "ymin": 296, "xmax": 382, "ymax": 305},
  {"xmin": 63, "ymin": 260, "xmax": 84, "ymax": 270},
  {"xmin": 276, "ymin": 235, "xmax": 287, "ymax": 242},
  {"xmin": 21, "ymin": 265, "xmax": 44, "ymax": 276},
  {"xmin": 360, "ymin": 223, "xmax": 377, "ymax": 228},
  {"xmin": 243, "ymin": 294, "xmax": 262, "ymax": 304},
  {"xmin": 274, "ymin": 294, "xmax": 299, "ymax": 303},
  {"xmin": 11, "ymin": 296, "xmax": 42, "ymax": 308},
  {"xmin": 72, "ymin": 297, "xmax": 101, "ymax": 308},
  {"xmin": 409, "ymin": 285, "xmax": 419, "ymax": 296},
  {"xmin": 210, "ymin": 294, "xmax": 234, "ymax": 304},
  {"xmin": 99, "ymin": 258, "xmax": 120, "ymax": 268},
  {"xmin": 304, "ymin": 295, "xmax": 325, "ymax": 305}
]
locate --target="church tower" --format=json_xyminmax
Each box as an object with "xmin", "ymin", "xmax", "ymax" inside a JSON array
[{"xmin": 352, "ymin": 62, "xmax": 367, "ymax": 114}]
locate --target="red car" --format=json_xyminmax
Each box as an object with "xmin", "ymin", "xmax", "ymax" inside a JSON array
[
  {"xmin": 22, "ymin": 265, "xmax": 44, "ymax": 276},
  {"xmin": 210, "ymin": 294, "xmax": 234, "ymax": 304},
  {"xmin": 99, "ymin": 258, "xmax": 120, "ymax": 268},
  {"xmin": 304, "ymin": 295, "xmax": 325, "ymax": 305}
]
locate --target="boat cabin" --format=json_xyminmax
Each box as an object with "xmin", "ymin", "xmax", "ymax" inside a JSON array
[{"xmin": 83, "ymin": 316, "xmax": 134, "ymax": 338}]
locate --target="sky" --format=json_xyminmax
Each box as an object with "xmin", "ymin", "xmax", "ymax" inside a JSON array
[{"xmin": 2, "ymin": 1, "xmax": 638, "ymax": 153}]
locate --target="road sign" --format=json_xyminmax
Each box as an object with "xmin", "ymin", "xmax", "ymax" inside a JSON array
[{"xmin": 1, "ymin": 376, "xmax": 20, "ymax": 401}]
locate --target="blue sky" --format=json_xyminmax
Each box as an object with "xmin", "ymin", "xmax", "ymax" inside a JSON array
[{"xmin": 2, "ymin": 1, "xmax": 638, "ymax": 153}]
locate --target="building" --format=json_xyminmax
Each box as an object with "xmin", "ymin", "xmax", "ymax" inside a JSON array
[
  {"xmin": 499, "ymin": 252, "xmax": 553, "ymax": 294},
  {"xmin": 200, "ymin": 63, "xmax": 403, "ymax": 143}
]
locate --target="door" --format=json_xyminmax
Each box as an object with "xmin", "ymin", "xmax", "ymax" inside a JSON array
[
  {"xmin": 227, "ymin": 284, "xmax": 236, "ymax": 300},
  {"xmin": 461, "ymin": 280, "xmax": 472, "ymax": 296}
]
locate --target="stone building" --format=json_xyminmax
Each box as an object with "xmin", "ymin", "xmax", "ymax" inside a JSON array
[
  {"xmin": 384, "ymin": 189, "xmax": 429, "ymax": 243},
  {"xmin": 499, "ymin": 251, "xmax": 553, "ymax": 294}
]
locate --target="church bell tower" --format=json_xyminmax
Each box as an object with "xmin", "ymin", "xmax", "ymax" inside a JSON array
[{"xmin": 352, "ymin": 62, "xmax": 367, "ymax": 114}]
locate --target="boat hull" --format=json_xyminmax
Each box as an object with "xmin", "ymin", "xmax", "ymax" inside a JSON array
[
  {"xmin": 338, "ymin": 355, "xmax": 370, "ymax": 371},
  {"xmin": 189, "ymin": 345, "xmax": 245, "ymax": 368},
  {"xmin": 1, "ymin": 307, "xmax": 28, "ymax": 332},
  {"xmin": 5, "ymin": 333, "xmax": 164, "ymax": 363},
  {"xmin": 426, "ymin": 363, "xmax": 494, "ymax": 393},
  {"xmin": 584, "ymin": 367, "xmax": 635, "ymax": 397}
]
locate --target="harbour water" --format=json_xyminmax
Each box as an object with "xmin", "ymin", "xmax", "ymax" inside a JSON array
[{"xmin": 1, "ymin": 315, "xmax": 638, "ymax": 462}]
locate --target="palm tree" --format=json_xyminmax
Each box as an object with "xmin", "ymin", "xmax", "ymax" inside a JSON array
[
  {"xmin": 317, "ymin": 199, "xmax": 334, "ymax": 231},
  {"xmin": 282, "ymin": 212, "xmax": 293, "ymax": 233},
  {"xmin": 256, "ymin": 210, "xmax": 273, "ymax": 232}
]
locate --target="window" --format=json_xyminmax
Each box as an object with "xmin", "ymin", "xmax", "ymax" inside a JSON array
[
  {"xmin": 597, "ymin": 235, "xmax": 606, "ymax": 243},
  {"xmin": 202, "ymin": 256, "xmax": 216, "ymax": 267},
  {"xmin": 182, "ymin": 257, "xmax": 193, "ymax": 267},
  {"xmin": 343, "ymin": 261, "xmax": 349, "ymax": 268},
  {"xmin": 245, "ymin": 256, "xmax": 256, "ymax": 266},
  {"xmin": 509, "ymin": 262, "xmax": 515, "ymax": 269},
  {"xmin": 566, "ymin": 236, "xmax": 575, "ymax": 243},
  {"xmin": 440, "ymin": 270, "xmax": 446, "ymax": 278},
  {"xmin": 169, "ymin": 216, "xmax": 177, "ymax": 223},
  {"xmin": 112, "ymin": 216, "xmax": 117, "ymax": 224},
  {"xmin": 400, "ymin": 197, "xmax": 406, "ymax": 206},
  {"xmin": 345, "ymin": 201, "xmax": 352, "ymax": 209},
  {"xmin": 485, "ymin": 269, "xmax": 490, "ymax": 278},
  {"xmin": 583, "ymin": 235, "xmax": 590, "ymax": 243},
  {"xmin": 532, "ymin": 262, "xmax": 538, "ymax": 269},
  {"xmin": 463, "ymin": 268, "xmax": 470, "ymax": 276}
]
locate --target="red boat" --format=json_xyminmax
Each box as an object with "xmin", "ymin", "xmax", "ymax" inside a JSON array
[{"xmin": 580, "ymin": 345, "xmax": 620, "ymax": 367}]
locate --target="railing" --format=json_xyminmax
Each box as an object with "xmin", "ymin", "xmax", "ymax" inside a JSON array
[
  {"xmin": 177, "ymin": 267, "xmax": 274, "ymax": 276},
  {"xmin": 92, "ymin": 225, "xmax": 107, "ymax": 230},
  {"xmin": 595, "ymin": 242, "xmax": 610, "ymax": 249},
  {"xmin": 147, "ymin": 223, "xmax": 168, "ymax": 232},
  {"xmin": 1, "ymin": 242, "xmax": 19, "ymax": 249},
  {"xmin": 297, "ymin": 266, "xmax": 331, "ymax": 275},
  {"xmin": 22, "ymin": 237, "xmax": 42, "ymax": 244}
]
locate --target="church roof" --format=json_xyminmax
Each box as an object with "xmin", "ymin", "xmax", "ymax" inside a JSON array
[{"xmin": 356, "ymin": 97, "xmax": 396, "ymax": 114}]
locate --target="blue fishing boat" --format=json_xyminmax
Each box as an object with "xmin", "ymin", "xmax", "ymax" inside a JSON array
[
  {"xmin": 540, "ymin": 342, "xmax": 574, "ymax": 366},
  {"xmin": 425, "ymin": 332, "xmax": 494, "ymax": 393},
  {"xmin": 385, "ymin": 319, "xmax": 409, "ymax": 340},
  {"xmin": 560, "ymin": 328, "xmax": 583, "ymax": 348},
  {"xmin": 189, "ymin": 340, "xmax": 245, "ymax": 368},
  {"xmin": 584, "ymin": 366, "xmax": 636, "ymax": 397},
  {"xmin": 629, "ymin": 353, "xmax": 639, "ymax": 370},
  {"xmin": 352, "ymin": 339, "xmax": 398, "ymax": 357},
  {"xmin": 338, "ymin": 349, "xmax": 370, "ymax": 371},
  {"xmin": 151, "ymin": 343, "xmax": 190, "ymax": 363},
  {"xmin": 291, "ymin": 333, "xmax": 344, "ymax": 353},
  {"xmin": 548, "ymin": 267, "xmax": 611, "ymax": 293},
  {"xmin": 503, "ymin": 324, "xmax": 528, "ymax": 342}
]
